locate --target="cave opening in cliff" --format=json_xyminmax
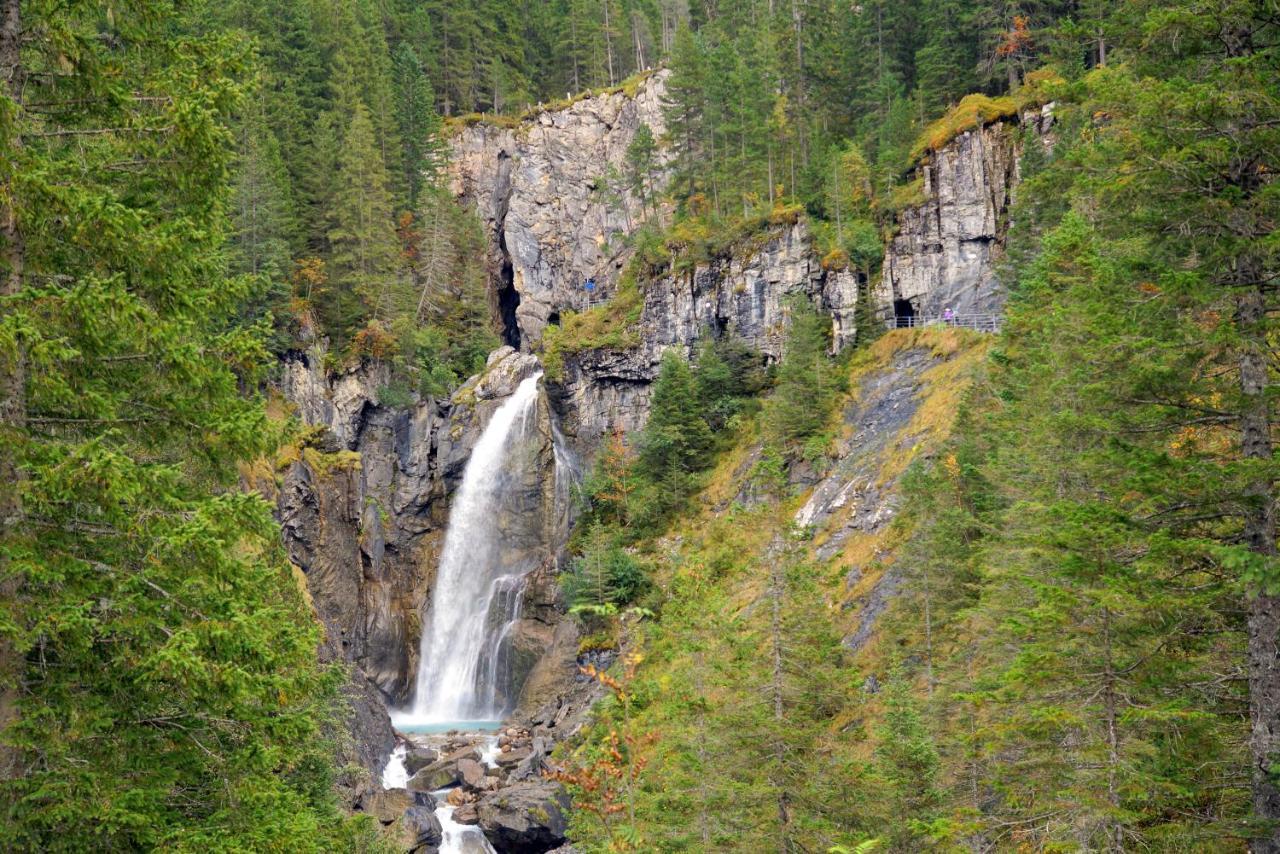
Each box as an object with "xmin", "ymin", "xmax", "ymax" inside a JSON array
[
  {"xmin": 497, "ymin": 257, "xmax": 521, "ymax": 350},
  {"xmin": 893, "ymin": 298, "xmax": 916, "ymax": 328}
]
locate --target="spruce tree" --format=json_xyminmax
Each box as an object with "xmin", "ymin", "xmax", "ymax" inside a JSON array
[
  {"xmin": 766, "ymin": 298, "xmax": 844, "ymax": 452},
  {"xmin": 637, "ymin": 352, "xmax": 714, "ymax": 483},
  {"xmin": 230, "ymin": 103, "xmax": 298, "ymax": 279},
  {"xmin": 0, "ymin": 2, "xmax": 374, "ymax": 848},
  {"xmin": 327, "ymin": 103, "xmax": 401, "ymax": 336},
  {"xmin": 393, "ymin": 43, "xmax": 447, "ymax": 208}
]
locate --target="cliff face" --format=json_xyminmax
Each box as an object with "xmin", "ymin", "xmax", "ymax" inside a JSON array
[
  {"xmin": 274, "ymin": 82, "xmax": 1044, "ymax": 807},
  {"xmin": 449, "ymin": 72, "xmax": 673, "ymax": 350},
  {"xmin": 448, "ymin": 80, "xmax": 1044, "ymax": 465},
  {"xmin": 552, "ymin": 221, "xmax": 860, "ymax": 450},
  {"xmin": 876, "ymin": 106, "xmax": 1053, "ymax": 318}
]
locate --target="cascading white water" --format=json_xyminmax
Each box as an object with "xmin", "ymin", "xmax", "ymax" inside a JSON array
[{"xmin": 397, "ymin": 373, "xmax": 545, "ymax": 726}]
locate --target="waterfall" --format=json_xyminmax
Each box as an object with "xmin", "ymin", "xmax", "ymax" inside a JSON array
[{"xmin": 397, "ymin": 373, "xmax": 546, "ymax": 726}]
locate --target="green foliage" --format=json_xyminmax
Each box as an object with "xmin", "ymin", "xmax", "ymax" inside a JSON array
[
  {"xmin": 573, "ymin": 335, "xmax": 764, "ymax": 545},
  {"xmin": 881, "ymin": 35, "xmax": 1280, "ymax": 836},
  {"xmin": 0, "ymin": 3, "xmax": 376, "ymax": 848},
  {"xmin": 693, "ymin": 336, "xmax": 767, "ymax": 431},
  {"xmin": 229, "ymin": 98, "xmax": 298, "ymax": 281},
  {"xmin": 327, "ymin": 103, "xmax": 401, "ymax": 334},
  {"xmin": 764, "ymin": 298, "xmax": 847, "ymax": 454},
  {"xmin": 392, "ymin": 43, "xmax": 447, "ymax": 207},
  {"xmin": 561, "ymin": 524, "xmax": 651, "ymax": 610},
  {"xmin": 376, "ymin": 380, "xmax": 416, "ymax": 409},
  {"xmin": 872, "ymin": 670, "xmax": 942, "ymax": 849},
  {"xmin": 637, "ymin": 353, "xmax": 715, "ymax": 483},
  {"xmin": 625, "ymin": 123, "xmax": 659, "ymax": 213}
]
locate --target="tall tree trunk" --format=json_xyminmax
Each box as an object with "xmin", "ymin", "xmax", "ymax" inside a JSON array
[
  {"xmin": 768, "ymin": 538, "xmax": 791, "ymax": 852},
  {"xmin": 603, "ymin": 0, "xmax": 616, "ymax": 86},
  {"xmin": 0, "ymin": 0, "xmax": 25, "ymax": 783},
  {"xmin": 1102, "ymin": 605, "xmax": 1122, "ymax": 853},
  {"xmin": 1240, "ymin": 282, "xmax": 1280, "ymax": 852},
  {"xmin": 571, "ymin": 13, "xmax": 581, "ymax": 92},
  {"xmin": 693, "ymin": 652, "xmax": 713, "ymax": 850}
]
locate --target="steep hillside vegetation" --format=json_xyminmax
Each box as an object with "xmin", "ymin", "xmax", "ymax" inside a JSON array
[{"xmin": 551, "ymin": 328, "xmax": 993, "ymax": 851}]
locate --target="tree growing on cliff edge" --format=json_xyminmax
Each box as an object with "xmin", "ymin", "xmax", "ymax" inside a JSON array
[
  {"xmin": 327, "ymin": 103, "xmax": 402, "ymax": 337},
  {"xmin": 766, "ymin": 298, "xmax": 845, "ymax": 455},
  {"xmin": 0, "ymin": 1, "xmax": 374, "ymax": 849},
  {"xmin": 637, "ymin": 352, "xmax": 714, "ymax": 486},
  {"xmin": 625, "ymin": 123, "xmax": 659, "ymax": 215}
]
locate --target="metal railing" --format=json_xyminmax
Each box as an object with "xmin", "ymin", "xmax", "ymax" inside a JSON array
[
  {"xmin": 581, "ymin": 294, "xmax": 610, "ymax": 311},
  {"xmin": 886, "ymin": 313, "xmax": 1001, "ymax": 333}
]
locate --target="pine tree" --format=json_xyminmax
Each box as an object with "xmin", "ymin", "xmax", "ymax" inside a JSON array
[
  {"xmin": 230, "ymin": 103, "xmax": 298, "ymax": 279},
  {"xmin": 637, "ymin": 352, "xmax": 714, "ymax": 483},
  {"xmin": 912, "ymin": 0, "xmax": 977, "ymax": 112},
  {"xmin": 1072, "ymin": 7, "xmax": 1280, "ymax": 842},
  {"xmin": 766, "ymin": 298, "xmax": 844, "ymax": 452},
  {"xmin": 625, "ymin": 123, "xmax": 659, "ymax": 215},
  {"xmin": 298, "ymin": 110, "xmax": 341, "ymax": 251},
  {"xmin": 874, "ymin": 670, "xmax": 943, "ymax": 850},
  {"xmin": 663, "ymin": 24, "xmax": 708, "ymax": 201}
]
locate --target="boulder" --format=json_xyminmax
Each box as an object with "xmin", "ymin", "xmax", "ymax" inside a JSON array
[
  {"xmin": 477, "ymin": 780, "xmax": 572, "ymax": 853},
  {"xmin": 444, "ymin": 745, "xmax": 481, "ymax": 765},
  {"xmin": 404, "ymin": 747, "xmax": 439, "ymax": 775},
  {"xmin": 360, "ymin": 787, "xmax": 412, "ymax": 826},
  {"xmin": 404, "ymin": 803, "xmax": 444, "ymax": 852},
  {"xmin": 407, "ymin": 764, "xmax": 458, "ymax": 793},
  {"xmin": 458, "ymin": 757, "xmax": 486, "ymax": 789},
  {"xmin": 453, "ymin": 803, "xmax": 480, "ymax": 825},
  {"xmin": 495, "ymin": 745, "xmax": 533, "ymax": 768},
  {"xmin": 510, "ymin": 737, "xmax": 549, "ymax": 781},
  {"xmin": 407, "ymin": 743, "xmax": 485, "ymax": 793}
]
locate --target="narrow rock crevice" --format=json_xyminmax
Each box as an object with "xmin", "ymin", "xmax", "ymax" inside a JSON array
[{"xmin": 490, "ymin": 150, "xmax": 522, "ymax": 351}]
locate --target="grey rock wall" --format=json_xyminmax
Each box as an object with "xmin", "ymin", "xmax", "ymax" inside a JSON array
[
  {"xmin": 449, "ymin": 71, "xmax": 673, "ymax": 349},
  {"xmin": 876, "ymin": 105, "xmax": 1053, "ymax": 318},
  {"xmin": 552, "ymin": 221, "xmax": 859, "ymax": 454}
]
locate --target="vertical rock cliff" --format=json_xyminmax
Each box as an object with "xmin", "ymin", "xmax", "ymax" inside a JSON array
[
  {"xmin": 876, "ymin": 105, "xmax": 1054, "ymax": 318},
  {"xmin": 449, "ymin": 72, "xmax": 673, "ymax": 349},
  {"xmin": 550, "ymin": 221, "xmax": 860, "ymax": 450}
]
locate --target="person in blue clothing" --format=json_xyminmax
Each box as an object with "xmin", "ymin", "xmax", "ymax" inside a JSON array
[{"xmin": 584, "ymin": 277, "xmax": 596, "ymax": 292}]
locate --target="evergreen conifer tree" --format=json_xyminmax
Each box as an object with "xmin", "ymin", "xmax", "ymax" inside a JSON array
[
  {"xmin": 0, "ymin": 3, "xmax": 375, "ymax": 847},
  {"xmin": 327, "ymin": 103, "xmax": 401, "ymax": 335}
]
